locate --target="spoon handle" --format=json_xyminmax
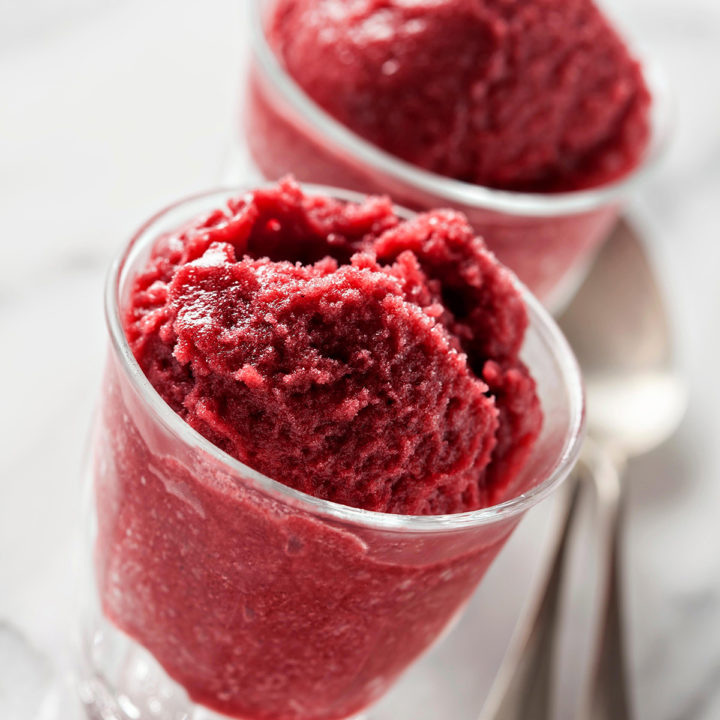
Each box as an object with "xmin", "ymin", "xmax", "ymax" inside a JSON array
[{"xmin": 548, "ymin": 441, "xmax": 621, "ymax": 720}]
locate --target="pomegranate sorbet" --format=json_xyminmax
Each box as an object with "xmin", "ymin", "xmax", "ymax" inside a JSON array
[
  {"xmin": 271, "ymin": 0, "xmax": 651, "ymax": 192},
  {"xmin": 94, "ymin": 180, "xmax": 542, "ymax": 720}
]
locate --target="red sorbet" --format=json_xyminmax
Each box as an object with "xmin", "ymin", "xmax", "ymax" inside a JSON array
[
  {"xmin": 271, "ymin": 0, "xmax": 651, "ymax": 192},
  {"xmin": 94, "ymin": 180, "xmax": 544, "ymax": 720},
  {"xmin": 125, "ymin": 179, "xmax": 540, "ymax": 513}
]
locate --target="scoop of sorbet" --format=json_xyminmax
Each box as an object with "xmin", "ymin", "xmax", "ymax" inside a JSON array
[
  {"xmin": 271, "ymin": 0, "xmax": 651, "ymax": 192},
  {"xmin": 126, "ymin": 179, "xmax": 541, "ymax": 514}
]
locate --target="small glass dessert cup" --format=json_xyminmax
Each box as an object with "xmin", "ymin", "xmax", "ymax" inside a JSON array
[
  {"xmin": 78, "ymin": 185, "xmax": 584, "ymax": 720},
  {"xmin": 240, "ymin": 0, "xmax": 670, "ymax": 313}
]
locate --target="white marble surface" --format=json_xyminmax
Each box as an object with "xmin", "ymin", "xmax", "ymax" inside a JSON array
[{"xmin": 1, "ymin": 1, "xmax": 719, "ymax": 719}]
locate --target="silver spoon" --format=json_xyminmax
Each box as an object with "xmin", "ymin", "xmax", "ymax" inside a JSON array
[{"xmin": 548, "ymin": 219, "xmax": 687, "ymax": 720}]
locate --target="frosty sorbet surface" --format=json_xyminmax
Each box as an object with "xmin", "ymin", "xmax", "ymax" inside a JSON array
[
  {"xmin": 125, "ymin": 179, "xmax": 541, "ymax": 513},
  {"xmin": 271, "ymin": 0, "xmax": 651, "ymax": 192}
]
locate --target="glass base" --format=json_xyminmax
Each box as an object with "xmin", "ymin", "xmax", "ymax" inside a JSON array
[
  {"xmin": 79, "ymin": 618, "xmax": 198, "ymax": 720},
  {"xmin": 78, "ymin": 674, "xmax": 366, "ymax": 720},
  {"xmin": 78, "ymin": 613, "xmax": 368, "ymax": 720}
]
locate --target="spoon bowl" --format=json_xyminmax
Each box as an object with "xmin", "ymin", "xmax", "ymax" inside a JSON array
[{"xmin": 558, "ymin": 220, "xmax": 687, "ymax": 458}]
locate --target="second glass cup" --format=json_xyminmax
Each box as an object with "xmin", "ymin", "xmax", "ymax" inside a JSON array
[
  {"xmin": 79, "ymin": 186, "xmax": 584, "ymax": 720},
  {"xmin": 241, "ymin": 0, "xmax": 669, "ymax": 312}
]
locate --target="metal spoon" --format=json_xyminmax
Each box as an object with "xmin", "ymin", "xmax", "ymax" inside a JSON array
[{"xmin": 548, "ymin": 219, "xmax": 687, "ymax": 720}]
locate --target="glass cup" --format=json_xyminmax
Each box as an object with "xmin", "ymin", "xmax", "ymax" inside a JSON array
[
  {"xmin": 241, "ymin": 0, "xmax": 670, "ymax": 312},
  {"xmin": 77, "ymin": 186, "xmax": 585, "ymax": 720}
]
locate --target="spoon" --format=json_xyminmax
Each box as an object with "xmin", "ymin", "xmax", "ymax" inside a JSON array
[{"xmin": 548, "ymin": 219, "xmax": 687, "ymax": 720}]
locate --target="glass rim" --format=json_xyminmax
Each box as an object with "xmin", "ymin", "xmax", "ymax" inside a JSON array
[
  {"xmin": 105, "ymin": 183, "xmax": 585, "ymax": 533},
  {"xmin": 249, "ymin": 0, "xmax": 672, "ymax": 218}
]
